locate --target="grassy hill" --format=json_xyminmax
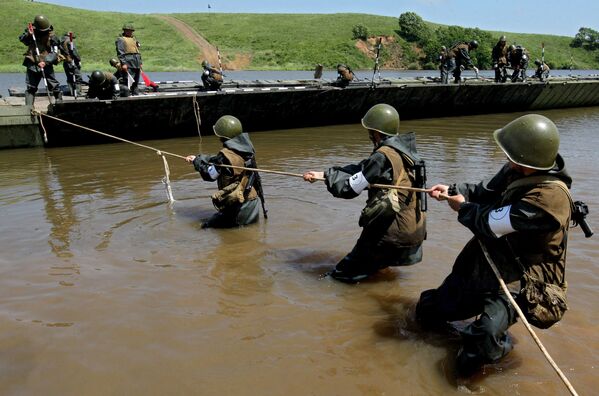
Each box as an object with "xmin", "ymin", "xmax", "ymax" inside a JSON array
[{"xmin": 1, "ymin": 0, "xmax": 597, "ymax": 72}]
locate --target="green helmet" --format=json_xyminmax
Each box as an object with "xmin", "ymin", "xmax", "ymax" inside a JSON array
[
  {"xmin": 499, "ymin": 35, "xmax": 507, "ymax": 43},
  {"xmin": 90, "ymin": 70, "xmax": 106, "ymax": 86},
  {"xmin": 201, "ymin": 60, "xmax": 211, "ymax": 69},
  {"xmin": 361, "ymin": 104, "xmax": 400, "ymax": 136},
  {"xmin": 109, "ymin": 58, "xmax": 120, "ymax": 67},
  {"xmin": 213, "ymin": 115, "xmax": 243, "ymax": 139},
  {"xmin": 122, "ymin": 23, "xmax": 135, "ymax": 31},
  {"xmin": 33, "ymin": 15, "xmax": 51, "ymax": 31},
  {"xmin": 493, "ymin": 114, "xmax": 559, "ymax": 170}
]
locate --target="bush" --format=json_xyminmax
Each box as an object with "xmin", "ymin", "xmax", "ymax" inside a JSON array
[
  {"xmin": 398, "ymin": 12, "xmax": 430, "ymax": 43},
  {"xmin": 352, "ymin": 24, "xmax": 369, "ymax": 40}
]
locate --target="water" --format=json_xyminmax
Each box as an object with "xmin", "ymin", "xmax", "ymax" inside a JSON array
[
  {"xmin": 0, "ymin": 106, "xmax": 598, "ymax": 394},
  {"xmin": 3, "ymin": 69, "xmax": 599, "ymax": 96}
]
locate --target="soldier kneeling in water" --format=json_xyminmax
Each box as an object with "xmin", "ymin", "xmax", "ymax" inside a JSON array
[{"xmin": 185, "ymin": 116, "xmax": 267, "ymax": 228}]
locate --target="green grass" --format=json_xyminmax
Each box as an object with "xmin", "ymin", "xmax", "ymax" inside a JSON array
[
  {"xmin": 173, "ymin": 13, "xmax": 401, "ymax": 70},
  {"xmin": 1, "ymin": 0, "xmax": 597, "ymax": 72}
]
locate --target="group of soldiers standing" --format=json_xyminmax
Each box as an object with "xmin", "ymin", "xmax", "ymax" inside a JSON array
[{"xmin": 438, "ymin": 36, "xmax": 551, "ymax": 84}]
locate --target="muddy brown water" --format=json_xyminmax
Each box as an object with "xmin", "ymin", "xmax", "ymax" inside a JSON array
[{"xmin": 1, "ymin": 107, "xmax": 598, "ymax": 395}]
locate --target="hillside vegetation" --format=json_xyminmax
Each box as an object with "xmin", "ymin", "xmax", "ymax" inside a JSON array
[{"xmin": 1, "ymin": 0, "xmax": 597, "ymax": 73}]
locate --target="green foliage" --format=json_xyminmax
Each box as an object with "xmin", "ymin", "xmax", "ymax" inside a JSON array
[
  {"xmin": 571, "ymin": 27, "xmax": 599, "ymax": 50},
  {"xmin": 352, "ymin": 24, "xmax": 369, "ymax": 40},
  {"xmin": 398, "ymin": 12, "xmax": 430, "ymax": 43}
]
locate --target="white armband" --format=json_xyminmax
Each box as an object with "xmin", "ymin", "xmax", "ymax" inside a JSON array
[
  {"xmin": 207, "ymin": 165, "xmax": 220, "ymax": 180},
  {"xmin": 348, "ymin": 171, "xmax": 369, "ymax": 194},
  {"xmin": 488, "ymin": 205, "xmax": 516, "ymax": 238},
  {"xmin": 114, "ymin": 83, "xmax": 120, "ymax": 91}
]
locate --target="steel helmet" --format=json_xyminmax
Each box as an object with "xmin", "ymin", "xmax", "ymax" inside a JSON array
[
  {"xmin": 493, "ymin": 114, "xmax": 560, "ymax": 170},
  {"xmin": 361, "ymin": 104, "xmax": 400, "ymax": 136},
  {"xmin": 499, "ymin": 35, "xmax": 507, "ymax": 42},
  {"xmin": 33, "ymin": 15, "xmax": 51, "ymax": 31},
  {"xmin": 109, "ymin": 58, "xmax": 120, "ymax": 67},
  {"xmin": 534, "ymin": 59, "xmax": 542, "ymax": 66},
  {"xmin": 509, "ymin": 44, "xmax": 516, "ymax": 52},
  {"xmin": 469, "ymin": 40, "xmax": 479, "ymax": 49},
  {"xmin": 201, "ymin": 60, "xmax": 211, "ymax": 69},
  {"xmin": 122, "ymin": 23, "xmax": 135, "ymax": 31},
  {"xmin": 90, "ymin": 70, "xmax": 106, "ymax": 86},
  {"xmin": 213, "ymin": 115, "xmax": 243, "ymax": 139}
]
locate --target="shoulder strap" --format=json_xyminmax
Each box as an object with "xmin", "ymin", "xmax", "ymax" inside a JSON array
[
  {"xmin": 506, "ymin": 175, "xmax": 574, "ymax": 210},
  {"xmin": 376, "ymin": 146, "xmax": 405, "ymax": 186}
]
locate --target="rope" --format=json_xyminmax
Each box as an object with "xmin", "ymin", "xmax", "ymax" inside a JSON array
[
  {"xmin": 214, "ymin": 163, "xmax": 431, "ymax": 193},
  {"xmin": 37, "ymin": 111, "xmax": 48, "ymax": 144},
  {"xmin": 38, "ymin": 112, "xmax": 186, "ymax": 203},
  {"xmin": 38, "ymin": 112, "xmax": 431, "ymax": 194},
  {"xmin": 39, "ymin": 112, "xmax": 186, "ymax": 160},
  {"xmin": 158, "ymin": 151, "xmax": 175, "ymax": 203},
  {"xmin": 478, "ymin": 240, "xmax": 579, "ymax": 396},
  {"xmin": 192, "ymin": 93, "xmax": 202, "ymax": 138}
]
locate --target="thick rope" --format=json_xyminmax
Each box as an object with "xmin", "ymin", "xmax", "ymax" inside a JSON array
[
  {"xmin": 478, "ymin": 240, "xmax": 579, "ymax": 396},
  {"xmin": 38, "ymin": 112, "xmax": 431, "ymax": 193},
  {"xmin": 214, "ymin": 163, "xmax": 431, "ymax": 192}
]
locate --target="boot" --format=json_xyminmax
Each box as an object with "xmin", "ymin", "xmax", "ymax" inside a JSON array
[
  {"xmin": 25, "ymin": 91, "xmax": 35, "ymax": 106},
  {"xmin": 75, "ymin": 83, "xmax": 82, "ymax": 97},
  {"xmin": 54, "ymin": 90, "xmax": 63, "ymax": 102}
]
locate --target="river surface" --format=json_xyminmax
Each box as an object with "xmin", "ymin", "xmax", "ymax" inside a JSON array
[{"xmin": 0, "ymin": 105, "xmax": 598, "ymax": 395}]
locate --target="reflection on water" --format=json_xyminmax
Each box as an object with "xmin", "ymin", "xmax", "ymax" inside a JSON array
[{"xmin": 0, "ymin": 107, "xmax": 598, "ymax": 394}]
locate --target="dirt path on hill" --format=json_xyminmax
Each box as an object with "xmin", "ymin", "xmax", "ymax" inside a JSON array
[{"xmin": 155, "ymin": 15, "xmax": 250, "ymax": 70}]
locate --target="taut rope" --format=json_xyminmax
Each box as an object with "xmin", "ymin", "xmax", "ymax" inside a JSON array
[{"xmin": 38, "ymin": 112, "xmax": 184, "ymax": 202}]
